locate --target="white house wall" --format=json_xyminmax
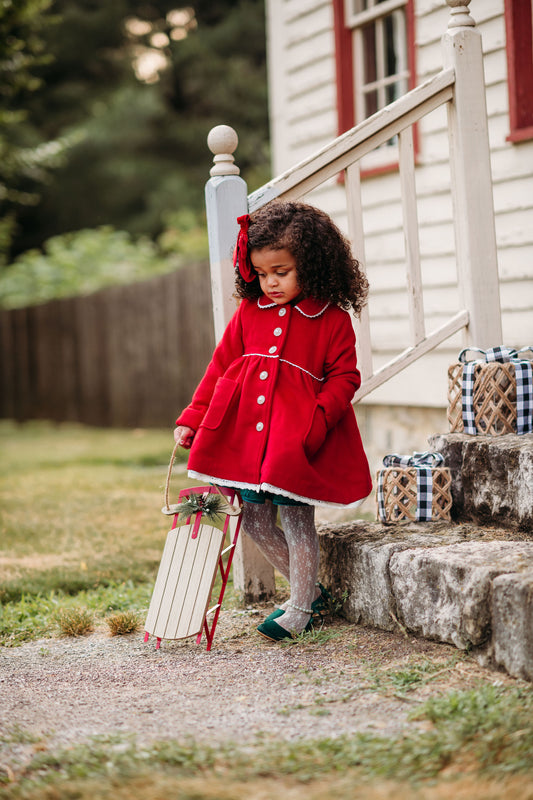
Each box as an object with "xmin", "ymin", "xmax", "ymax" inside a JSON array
[{"xmin": 265, "ymin": 0, "xmax": 533, "ymax": 409}]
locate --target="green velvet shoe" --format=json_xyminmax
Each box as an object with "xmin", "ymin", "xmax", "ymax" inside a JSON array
[
  {"xmin": 264, "ymin": 607, "xmax": 285, "ymax": 623},
  {"xmin": 257, "ymin": 616, "xmax": 314, "ymax": 642},
  {"xmin": 265, "ymin": 584, "xmax": 332, "ymax": 624},
  {"xmin": 311, "ymin": 583, "xmax": 333, "ymax": 616}
]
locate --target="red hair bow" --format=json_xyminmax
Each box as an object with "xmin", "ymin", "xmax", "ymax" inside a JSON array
[{"xmin": 233, "ymin": 214, "xmax": 255, "ymax": 283}]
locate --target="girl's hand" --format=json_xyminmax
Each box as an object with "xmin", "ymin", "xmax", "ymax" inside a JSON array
[{"xmin": 174, "ymin": 426, "xmax": 195, "ymax": 449}]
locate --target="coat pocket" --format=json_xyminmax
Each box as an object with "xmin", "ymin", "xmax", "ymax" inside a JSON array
[
  {"xmin": 201, "ymin": 377, "xmax": 238, "ymax": 430},
  {"xmin": 303, "ymin": 404, "xmax": 328, "ymax": 459}
]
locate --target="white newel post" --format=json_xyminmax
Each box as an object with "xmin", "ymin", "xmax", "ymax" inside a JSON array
[
  {"xmin": 442, "ymin": 0, "xmax": 503, "ymax": 347},
  {"xmin": 205, "ymin": 125, "xmax": 248, "ymax": 343},
  {"xmin": 205, "ymin": 125, "xmax": 275, "ymax": 602}
]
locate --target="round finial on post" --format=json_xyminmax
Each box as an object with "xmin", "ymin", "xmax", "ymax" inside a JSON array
[
  {"xmin": 446, "ymin": 0, "xmax": 475, "ymax": 28},
  {"xmin": 207, "ymin": 125, "xmax": 240, "ymax": 177}
]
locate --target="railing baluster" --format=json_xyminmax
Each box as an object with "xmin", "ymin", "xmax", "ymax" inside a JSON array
[
  {"xmin": 398, "ymin": 125, "xmax": 425, "ymax": 346},
  {"xmin": 345, "ymin": 161, "xmax": 373, "ymax": 383}
]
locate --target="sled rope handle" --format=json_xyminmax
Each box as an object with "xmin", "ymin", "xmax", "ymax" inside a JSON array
[
  {"xmin": 164, "ymin": 441, "xmax": 181, "ymax": 512},
  {"xmin": 211, "ymin": 481, "xmax": 241, "ymax": 514},
  {"xmin": 164, "ymin": 442, "xmax": 241, "ymax": 514}
]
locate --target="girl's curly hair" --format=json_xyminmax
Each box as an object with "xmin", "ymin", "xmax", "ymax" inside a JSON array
[{"xmin": 234, "ymin": 201, "xmax": 369, "ymax": 316}]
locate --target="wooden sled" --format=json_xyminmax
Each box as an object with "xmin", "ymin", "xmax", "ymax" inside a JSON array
[{"xmin": 144, "ymin": 453, "xmax": 242, "ymax": 651}]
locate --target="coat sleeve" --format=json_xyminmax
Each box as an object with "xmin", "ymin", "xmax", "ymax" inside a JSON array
[
  {"xmin": 175, "ymin": 303, "xmax": 245, "ymax": 431},
  {"xmin": 315, "ymin": 311, "xmax": 361, "ymax": 430}
]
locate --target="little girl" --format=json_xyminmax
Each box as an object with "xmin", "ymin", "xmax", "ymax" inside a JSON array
[{"xmin": 174, "ymin": 201, "xmax": 372, "ymax": 642}]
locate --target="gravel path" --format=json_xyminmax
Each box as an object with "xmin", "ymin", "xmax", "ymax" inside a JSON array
[{"xmin": 0, "ymin": 607, "xmax": 517, "ymax": 773}]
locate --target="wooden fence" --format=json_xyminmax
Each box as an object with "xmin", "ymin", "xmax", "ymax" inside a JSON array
[{"xmin": 0, "ymin": 262, "xmax": 215, "ymax": 428}]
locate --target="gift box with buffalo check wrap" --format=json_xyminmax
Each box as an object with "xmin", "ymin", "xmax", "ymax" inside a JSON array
[
  {"xmin": 376, "ymin": 452, "xmax": 452, "ymax": 524},
  {"xmin": 447, "ymin": 346, "xmax": 533, "ymax": 436}
]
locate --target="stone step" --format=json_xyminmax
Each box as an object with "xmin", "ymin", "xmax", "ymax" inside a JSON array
[
  {"xmin": 429, "ymin": 432, "xmax": 533, "ymax": 532},
  {"xmin": 317, "ymin": 520, "xmax": 533, "ymax": 681}
]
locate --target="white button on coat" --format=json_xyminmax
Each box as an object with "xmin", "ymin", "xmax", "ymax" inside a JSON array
[
  {"xmin": 256, "ymin": 422, "xmax": 264, "ymax": 431},
  {"xmin": 269, "ymin": 346, "xmax": 277, "ymax": 354},
  {"xmin": 274, "ymin": 327, "xmax": 282, "ymax": 336},
  {"xmin": 278, "ymin": 308, "xmax": 287, "ymax": 316},
  {"xmin": 259, "ymin": 371, "xmax": 268, "ymax": 380},
  {"xmin": 257, "ymin": 395, "xmax": 266, "ymax": 404}
]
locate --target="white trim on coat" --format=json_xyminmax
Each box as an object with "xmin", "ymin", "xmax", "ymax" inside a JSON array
[
  {"xmin": 294, "ymin": 302, "xmax": 330, "ymax": 318},
  {"xmin": 256, "ymin": 296, "xmax": 330, "ymax": 318},
  {"xmin": 187, "ymin": 470, "xmax": 366, "ymax": 509},
  {"xmin": 242, "ymin": 352, "xmax": 325, "ymax": 382}
]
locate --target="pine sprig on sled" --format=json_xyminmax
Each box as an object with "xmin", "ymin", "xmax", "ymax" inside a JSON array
[{"xmin": 176, "ymin": 493, "xmax": 225, "ymax": 523}]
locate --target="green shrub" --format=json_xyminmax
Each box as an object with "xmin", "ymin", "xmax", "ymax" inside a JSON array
[{"xmin": 0, "ymin": 226, "xmax": 181, "ymax": 308}]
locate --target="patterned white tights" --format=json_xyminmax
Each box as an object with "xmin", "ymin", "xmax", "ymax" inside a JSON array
[{"xmin": 242, "ymin": 501, "xmax": 320, "ymax": 634}]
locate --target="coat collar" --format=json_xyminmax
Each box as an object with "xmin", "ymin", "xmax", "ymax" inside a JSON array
[{"xmin": 257, "ymin": 295, "xmax": 330, "ymax": 318}]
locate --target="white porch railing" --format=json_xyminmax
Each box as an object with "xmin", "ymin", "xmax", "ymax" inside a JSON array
[{"xmin": 203, "ymin": 0, "xmax": 503, "ymax": 600}]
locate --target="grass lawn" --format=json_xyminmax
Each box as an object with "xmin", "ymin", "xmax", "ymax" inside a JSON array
[{"xmin": 0, "ymin": 420, "xmax": 197, "ymax": 637}]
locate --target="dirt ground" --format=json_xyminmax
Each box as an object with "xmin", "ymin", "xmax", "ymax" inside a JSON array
[{"xmin": 0, "ymin": 604, "xmax": 522, "ymax": 775}]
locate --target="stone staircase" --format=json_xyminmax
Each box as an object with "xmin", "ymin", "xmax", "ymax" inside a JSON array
[{"xmin": 317, "ymin": 433, "xmax": 533, "ymax": 681}]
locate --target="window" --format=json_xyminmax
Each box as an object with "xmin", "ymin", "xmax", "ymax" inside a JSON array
[
  {"xmin": 504, "ymin": 0, "xmax": 533, "ymax": 142},
  {"xmin": 333, "ymin": 0, "xmax": 415, "ymax": 169}
]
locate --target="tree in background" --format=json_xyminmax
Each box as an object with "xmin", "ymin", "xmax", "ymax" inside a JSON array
[
  {"xmin": 11, "ymin": 0, "xmax": 269, "ymax": 257},
  {"xmin": 0, "ymin": 0, "xmax": 61, "ymax": 264}
]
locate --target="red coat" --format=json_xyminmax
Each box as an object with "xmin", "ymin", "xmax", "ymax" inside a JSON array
[{"xmin": 176, "ymin": 295, "xmax": 372, "ymax": 506}]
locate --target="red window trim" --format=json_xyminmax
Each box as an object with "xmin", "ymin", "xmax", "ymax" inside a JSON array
[
  {"xmin": 333, "ymin": 0, "xmax": 355, "ymax": 138},
  {"xmin": 333, "ymin": 0, "xmax": 417, "ymax": 176},
  {"xmin": 504, "ymin": 0, "xmax": 533, "ymax": 142}
]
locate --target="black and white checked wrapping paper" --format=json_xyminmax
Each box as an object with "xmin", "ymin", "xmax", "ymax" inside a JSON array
[
  {"xmin": 377, "ymin": 451, "xmax": 445, "ymax": 522},
  {"xmin": 459, "ymin": 346, "xmax": 533, "ymax": 435}
]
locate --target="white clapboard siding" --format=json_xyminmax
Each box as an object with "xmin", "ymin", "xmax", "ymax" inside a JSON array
[
  {"xmin": 485, "ymin": 87, "xmax": 512, "ymax": 126},
  {"xmin": 417, "ymin": 193, "xmax": 455, "ymax": 226},
  {"xmin": 418, "ymin": 106, "xmax": 449, "ymax": 138},
  {"xmin": 369, "ymin": 257, "xmax": 457, "ymax": 293},
  {"xmin": 491, "ymin": 146, "xmax": 533, "ymax": 183},
  {"xmin": 284, "ymin": 0, "xmax": 332, "ymax": 34},
  {"xmin": 264, "ymin": 0, "xmax": 531, "ymax": 407},
  {"xmin": 482, "ymin": 50, "xmax": 509, "ymax": 90},
  {"xmin": 495, "ymin": 209, "xmax": 533, "ymax": 247},
  {"xmin": 370, "ymin": 282, "xmax": 460, "ymax": 313},
  {"xmin": 359, "ymin": 196, "xmax": 456, "ymax": 243},
  {"xmin": 411, "ymin": 160, "xmax": 453, "ymax": 195},
  {"xmin": 288, "ymin": 83, "xmax": 334, "ymax": 120},
  {"xmin": 493, "ymin": 176, "xmax": 533, "ymax": 214},
  {"xmin": 289, "ymin": 114, "xmax": 338, "ymax": 153},
  {"xmin": 499, "ymin": 245, "xmax": 533, "ymax": 279},
  {"xmin": 500, "ymin": 280, "xmax": 533, "ymax": 312},
  {"xmin": 286, "ymin": 31, "xmax": 333, "ymax": 70},
  {"xmin": 502, "ymin": 310, "xmax": 533, "ymax": 344},
  {"xmin": 362, "ymin": 347, "xmax": 463, "ymax": 406},
  {"xmin": 267, "ymin": 0, "xmax": 337, "ymax": 175},
  {"xmin": 418, "ymin": 1, "xmax": 503, "ymax": 50},
  {"xmin": 488, "ymin": 115, "xmax": 519, "ymax": 149}
]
